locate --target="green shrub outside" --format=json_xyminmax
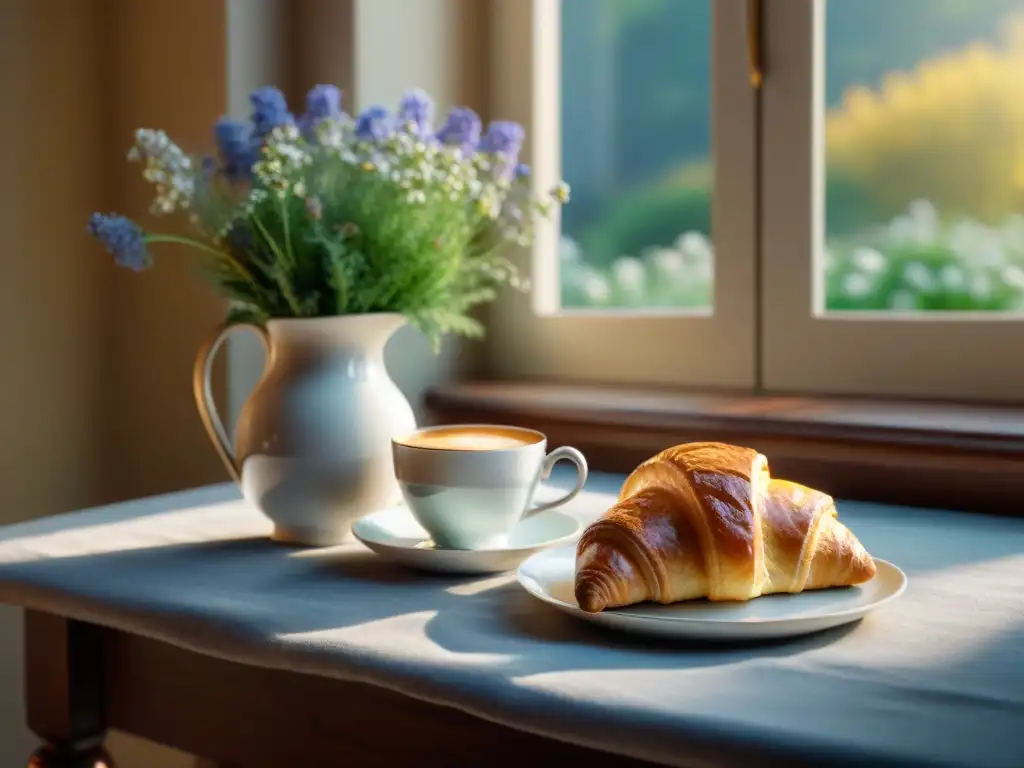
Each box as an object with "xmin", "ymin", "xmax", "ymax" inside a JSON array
[
  {"xmin": 562, "ymin": 12, "xmax": 1024, "ymax": 313},
  {"xmin": 572, "ymin": 165, "xmax": 894, "ymax": 273},
  {"xmin": 576, "ymin": 182, "xmax": 711, "ymax": 270},
  {"xmin": 563, "ymin": 198, "xmax": 1024, "ymax": 313}
]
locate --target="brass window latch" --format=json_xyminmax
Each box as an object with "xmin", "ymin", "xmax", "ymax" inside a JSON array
[{"xmin": 748, "ymin": 0, "xmax": 764, "ymax": 89}]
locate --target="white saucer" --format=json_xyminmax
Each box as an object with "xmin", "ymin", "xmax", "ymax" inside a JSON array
[
  {"xmin": 352, "ymin": 505, "xmax": 581, "ymax": 575},
  {"xmin": 517, "ymin": 545, "xmax": 907, "ymax": 641}
]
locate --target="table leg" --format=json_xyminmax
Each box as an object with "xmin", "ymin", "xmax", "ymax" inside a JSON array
[{"xmin": 23, "ymin": 612, "xmax": 115, "ymax": 767}]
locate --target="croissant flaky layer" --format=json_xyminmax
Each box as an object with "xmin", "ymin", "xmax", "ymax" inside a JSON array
[{"xmin": 575, "ymin": 442, "xmax": 876, "ymax": 613}]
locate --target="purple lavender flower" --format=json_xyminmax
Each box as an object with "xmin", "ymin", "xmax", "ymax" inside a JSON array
[
  {"xmin": 397, "ymin": 88, "xmax": 433, "ymax": 137},
  {"xmin": 480, "ymin": 121, "xmax": 525, "ymax": 159},
  {"xmin": 88, "ymin": 213, "xmax": 151, "ymax": 271},
  {"xmin": 249, "ymin": 86, "xmax": 294, "ymax": 140},
  {"xmin": 436, "ymin": 107, "xmax": 482, "ymax": 155},
  {"xmin": 299, "ymin": 84, "xmax": 344, "ymax": 140},
  {"xmin": 214, "ymin": 119, "xmax": 257, "ymax": 180},
  {"xmin": 480, "ymin": 121, "xmax": 525, "ymax": 180},
  {"xmin": 515, "ymin": 163, "xmax": 531, "ymax": 179},
  {"xmin": 354, "ymin": 106, "xmax": 393, "ymax": 142}
]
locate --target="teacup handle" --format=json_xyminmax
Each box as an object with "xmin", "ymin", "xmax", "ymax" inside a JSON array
[
  {"xmin": 525, "ymin": 446, "xmax": 589, "ymax": 517},
  {"xmin": 193, "ymin": 320, "xmax": 270, "ymax": 484}
]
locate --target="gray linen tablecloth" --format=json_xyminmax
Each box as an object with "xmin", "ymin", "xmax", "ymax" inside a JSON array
[{"xmin": 0, "ymin": 470, "xmax": 1020, "ymax": 768}]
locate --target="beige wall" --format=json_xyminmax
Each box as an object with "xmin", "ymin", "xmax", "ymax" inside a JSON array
[
  {"xmin": 0, "ymin": 1, "xmax": 488, "ymax": 766},
  {"xmin": 0, "ymin": 1, "xmax": 223, "ymax": 765},
  {"xmin": 104, "ymin": 0, "xmax": 231, "ymax": 504},
  {"xmin": 0, "ymin": 1, "xmax": 109, "ymax": 764},
  {"xmin": 0, "ymin": 0, "xmax": 108, "ymax": 527}
]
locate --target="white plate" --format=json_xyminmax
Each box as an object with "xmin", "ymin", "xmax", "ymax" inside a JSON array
[
  {"xmin": 352, "ymin": 505, "xmax": 581, "ymax": 575},
  {"xmin": 517, "ymin": 545, "xmax": 907, "ymax": 641}
]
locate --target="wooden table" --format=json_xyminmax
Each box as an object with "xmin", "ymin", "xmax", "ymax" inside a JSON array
[
  {"xmin": 25, "ymin": 611, "xmax": 662, "ymax": 768},
  {"xmin": 11, "ymin": 476, "xmax": 1022, "ymax": 768}
]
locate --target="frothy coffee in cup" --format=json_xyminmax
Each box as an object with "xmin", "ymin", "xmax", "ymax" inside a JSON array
[
  {"xmin": 396, "ymin": 425, "xmax": 540, "ymax": 452},
  {"xmin": 392, "ymin": 424, "xmax": 588, "ymax": 550}
]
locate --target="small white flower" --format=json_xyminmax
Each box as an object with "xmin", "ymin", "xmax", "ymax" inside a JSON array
[
  {"xmin": 407, "ymin": 190, "xmax": 427, "ymax": 204},
  {"xmin": 948, "ymin": 219, "xmax": 1003, "ymax": 266},
  {"xmin": 902, "ymin": 262, "xmax": 935, "ymax": 292},
  {"xmin": 888, "ymin": 214, "xmax": 916, "ymax": 244},
  {"xmin": 581, "ymin": 272, "xmax": 611, "ymax": 304},
  {"xmin": 675, "ymin": 231, "xmax": 712, "ymax": 261},
  {"xmin": 889, "ymin": 290, "xmax": 917, "ymax": 311},
  {"xmin": 940, "ymin": 264, "xmax": 966, "ymax": 291},
  {"xmin": 129, "ymin": 127, "xmax": 195, "ymax": 214},
  {"xmin": 1001, "ymin": 265, "xmax": 1024, "ymax": 290},
  {"xmin": 842, "ymin": 272, "xmax": 873, "ymax": 298},
  {"xmin": 977, "ymin": 240, "xmax": 1006, "ymax": 268},
  {"xmin": 612, "ymin": 256, "xmax": 646, "ymax": 293},
  {"xmin": 970, "ymin": 273, "xmax": 993, "ymax": 301},
  {"xmin": 272, "ymin": 124, "xmax": 299, "ymax": 142},
  {"xmin": 852, "ymin": 247, "xmax": 887, "ymax": 273},
  {"xmin": 292, "ymin": 181, "xmax": 307, "ymax": 198},
  {"xmin": 650, "ymin": 248, "xmax": 686, "ymax": 276}
]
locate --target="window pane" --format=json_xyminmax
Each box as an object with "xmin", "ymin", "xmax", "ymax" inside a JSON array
[
  {"xmin": 559, "ymin": 0, "xmax": 713, "ymax": 311},
  {"xmin": 824, "ymin": 0, "xmax": 1024, "ymax": 313}
]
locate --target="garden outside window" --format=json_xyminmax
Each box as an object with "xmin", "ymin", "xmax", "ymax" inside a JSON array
[{"xmin": 489, "ymin": 0, "xmax": 1024, "ymax": 403}]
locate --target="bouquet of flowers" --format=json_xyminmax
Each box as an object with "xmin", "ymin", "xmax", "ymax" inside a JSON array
[{"xmin": 88, "ymin": 85, "xmax": 569, "ymax": 349}]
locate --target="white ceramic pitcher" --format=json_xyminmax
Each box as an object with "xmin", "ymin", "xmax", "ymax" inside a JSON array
[{"xmin": 193, "ymin": 313, "xmax": 417, "ymax": 546}]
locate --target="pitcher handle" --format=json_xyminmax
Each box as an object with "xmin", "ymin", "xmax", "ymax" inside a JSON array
[{"xmin": 192, "ymin": 320, "xmax": 270, "ymax": 484}]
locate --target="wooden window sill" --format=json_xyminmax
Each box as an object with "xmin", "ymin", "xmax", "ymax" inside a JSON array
[{"xmin": 425, "ymin": 382, "xmax": 1024, "ymax": 517}]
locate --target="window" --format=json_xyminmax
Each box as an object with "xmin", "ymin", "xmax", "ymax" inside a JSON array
[
  {"xmin": 492, "ymin": 0, "xmax": 1024, "ymax": 401},
  {"xmin": 557, "ymin": 0, "xmax": 714, "ymax": 314},
  {"xmin": 763, "ymin": 0, "xmax": 1024, "ymax": 400},
  {"xmin": 487, "ymin": 0, "xmax": 756, "ymax": 388}
]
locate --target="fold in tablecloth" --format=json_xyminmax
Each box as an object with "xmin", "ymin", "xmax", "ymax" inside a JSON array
[{"xmin": 0, "ymin": 470, "xmax": 1020, "ymax": 768}]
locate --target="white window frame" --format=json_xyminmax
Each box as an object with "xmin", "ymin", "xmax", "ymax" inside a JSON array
[
  {"xmin": 487, "ymin": 0, "xmax": 758, "ymax": 390},
  {"xmin": 761, "ymin": 0, "xmax": 1024, "ymax": 402}
]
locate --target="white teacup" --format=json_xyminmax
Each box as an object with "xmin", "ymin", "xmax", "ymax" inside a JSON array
[{"xmin": 391, "ymin": 424, "xmax": 589, "ymax": 550}]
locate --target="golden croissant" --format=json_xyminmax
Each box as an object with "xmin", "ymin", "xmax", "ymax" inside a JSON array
[{"xmin": 575, "ymin": 442, "xmax": 876, "ymax": 613}]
